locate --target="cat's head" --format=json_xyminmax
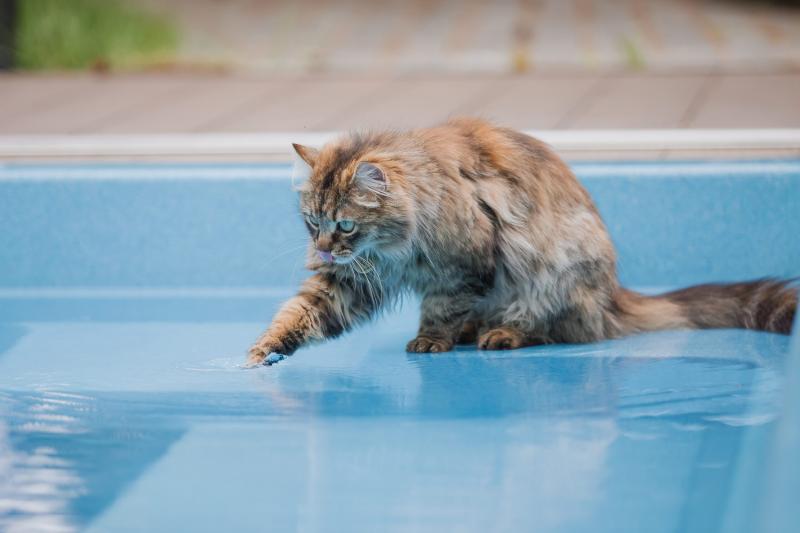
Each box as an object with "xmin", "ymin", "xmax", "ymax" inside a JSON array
[{"xmin": 291, "ymin": 134, "xmax": 414, "ymax": 266}]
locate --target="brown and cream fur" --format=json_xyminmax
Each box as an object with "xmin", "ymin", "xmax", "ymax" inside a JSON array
[{"xmin": 246, "ymin": 118, "xmax": 797, "ymax": 366}]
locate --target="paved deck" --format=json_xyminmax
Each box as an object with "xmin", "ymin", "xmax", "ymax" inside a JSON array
[
  {"xmin": 4, "ymin": 71, "xmax": 800, "ymax": 134},
  {"xmin": 1, "ymin": 71, "xmax": 799, "ymax": 160},
  {"xmin": 141, "ymin": 0, "xmax": 800, "ymax": 73}
]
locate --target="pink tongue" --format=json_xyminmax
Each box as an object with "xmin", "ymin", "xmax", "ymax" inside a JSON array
[{"xmin": 318, "ymin": 250, "xmax": 334, "ymax": 262}]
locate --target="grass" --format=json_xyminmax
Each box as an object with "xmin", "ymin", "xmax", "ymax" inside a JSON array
[
  {"xmin": 620, "ymin": 36, "xmax": 645, "ymax": 70},
  {"xmin": 15, "ymin": 0, "xmax": 178, "ymax": 70}
]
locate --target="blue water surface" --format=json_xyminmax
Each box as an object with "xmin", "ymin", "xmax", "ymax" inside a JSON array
[{"xmin": 0, "ymin": 160, "xmax": 798, "ymax": 532}]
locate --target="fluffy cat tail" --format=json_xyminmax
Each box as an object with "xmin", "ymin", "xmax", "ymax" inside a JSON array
[{"xmin": 615, "ymin": 278, "xmax": 798, "ymax": 335}]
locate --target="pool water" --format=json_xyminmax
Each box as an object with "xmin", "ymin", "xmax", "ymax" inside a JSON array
[{"xmin": 0, "ymin": 161, "xmax": 798, "ymax": 532}]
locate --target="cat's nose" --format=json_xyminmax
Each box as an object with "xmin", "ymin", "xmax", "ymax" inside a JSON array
[
  {"xmin": 316, "ymin": 239, "xmax": 332, "ymax": 252},
  {"xmin": 316, "ymin": 234, "xmax": 333, "ymax": 249}
]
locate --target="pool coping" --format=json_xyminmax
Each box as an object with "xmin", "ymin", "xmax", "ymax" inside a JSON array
[{"xmin": 1, "ymin": 129, "xmax": 799, "ymax": 160}]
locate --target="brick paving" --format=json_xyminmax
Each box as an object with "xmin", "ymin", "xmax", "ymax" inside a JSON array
[
  {"xmin": 1, "ymin": 71, "xmax": 798, "ymax": 135},
  {"xmin": 141, "ymin": 0, "xmax": 800, "ymax": 73}
]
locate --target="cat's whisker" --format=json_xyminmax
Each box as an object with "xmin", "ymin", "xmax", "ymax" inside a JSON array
[
  {"xmin": 359, "ymin": 255, "xmax": 386, "ymax": 301},
  {"xmin": 267, "ymin": 243, "xmax": 310, "ymax": 262},
  {"xmin": 356, "ymin": 258, "xmax": 378, "ymax": 309},
  {"xmin": 369, "ymin": 263, "xmax": 387, "ymax": 309},
  {"xmin": 353, "ymin": 255, "xmax": 380, "ymax": 309},
  {"xmin": 415, "ymin": 239, "xmax": 436, "ymax": 271},
  {"xmin": 289, "ymin": 251, "xmax": 310, "ymax": 286}
]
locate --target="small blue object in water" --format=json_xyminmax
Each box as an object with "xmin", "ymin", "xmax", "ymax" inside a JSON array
[{"xmin": 265, "ymin": 353, "xmax": 285, "ymax": 365}]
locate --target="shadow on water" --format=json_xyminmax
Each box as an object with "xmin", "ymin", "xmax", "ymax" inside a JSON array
[{"xmin": 0, "ymin": 323, "xmax": 28, "ymax": 360}]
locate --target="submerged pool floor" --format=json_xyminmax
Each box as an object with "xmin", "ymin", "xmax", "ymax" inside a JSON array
[{"xmin": 0, "ymin": 295, "xmax": 790, "ymax": 533}]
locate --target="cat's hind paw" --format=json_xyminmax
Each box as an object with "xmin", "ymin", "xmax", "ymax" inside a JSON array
[
  {"xmin": 477, "ymin": 327, "xmax": 525, "ymax": 350},
  {"xmin": 406, "ymin": 336, "xmax": 453, "ymax": 353}
]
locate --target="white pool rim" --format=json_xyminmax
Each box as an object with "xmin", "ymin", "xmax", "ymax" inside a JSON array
[{"xmin": 0, "ymin": 129, "xmax": 798, "ymax": 158}]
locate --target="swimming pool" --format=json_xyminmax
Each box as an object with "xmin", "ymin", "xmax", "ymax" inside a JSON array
[{"xmin": 1, "ymin": 160, "xmax": 798, "ymax": 532}]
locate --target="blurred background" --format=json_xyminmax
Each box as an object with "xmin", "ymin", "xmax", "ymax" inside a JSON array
[
  {"xmin": 0, "ymin": 0, "xmax": 799, "ymax": 154},
  {"xmin": 4, "ymin": 0, "xmax": 800, "ymax": 73}
]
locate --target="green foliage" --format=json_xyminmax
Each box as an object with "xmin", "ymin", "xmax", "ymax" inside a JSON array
[
  {"xmin": 620, "ymin": 36, "xmax": 645, "ymax": 70},
  {"xmin": 15, "ymin": 0, "xmax": 178, "ymax": 70}
]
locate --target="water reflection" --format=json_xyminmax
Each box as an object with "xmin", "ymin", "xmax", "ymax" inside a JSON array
[
  {"xmin": 0, "ymin": 391, "xmax": 86, "ymax": 533},
  {"xmin": 0, "ymin": 390, "xmax": 185, "ymax": 532},
  {"xmin": 253, "ymin": 329, "xmax": 785, "ymax": 423}
]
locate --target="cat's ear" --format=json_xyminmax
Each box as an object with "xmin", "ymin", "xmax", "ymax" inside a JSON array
[
  {"xmin": 291, "ymin": 144, "xmax": 318, "ymax": 191},
  {"xmin": 292, "ymin": 143, "xmax": 319, "ymax": 167},
  {"xmin": 353, "ymin": 162, "xmax": 387, "ymax": 195}
]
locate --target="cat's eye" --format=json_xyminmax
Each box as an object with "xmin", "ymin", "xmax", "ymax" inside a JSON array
[
  {"xmin": 305, "ymin": 215, "xmax": 319, "ymax": 228},
  {"xmin": 337, "ymin": 220, "xmax": 356, "ymax": 233}
]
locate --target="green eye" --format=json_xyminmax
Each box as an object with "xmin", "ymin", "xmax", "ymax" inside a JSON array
[
  {"xmin": 306, "ymin": 215, "xmax": 319, "ymax": 228},
  {"xmin": 337, "ymin": 220, "xmax": 356, "ymax": 233}
]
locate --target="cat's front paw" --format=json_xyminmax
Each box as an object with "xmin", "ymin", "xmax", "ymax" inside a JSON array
[
  {"xmin": 244, "ymin": 345, "xmax": 269, "ymax": 367},
  {"xmin": 245, "ymin": 341, "xmax": 286, "ymax": 367},
  {"xmin": 406, "ymin": 336, "xmax": 454, "ymax": 353}
]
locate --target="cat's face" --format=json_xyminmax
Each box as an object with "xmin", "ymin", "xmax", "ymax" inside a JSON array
[{"xmin": 293, "ymin": 141, "xmax": 412, "ymax": 266}]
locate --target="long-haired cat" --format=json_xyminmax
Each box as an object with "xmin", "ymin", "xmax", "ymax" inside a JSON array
[{"xmin": 246, "ymin": 118, "xmax": 797, "ymax": 366}]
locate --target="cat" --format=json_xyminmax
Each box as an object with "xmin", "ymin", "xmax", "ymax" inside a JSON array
[{"xmin": 246, "ymin": 118, "xmax": 797, "ymax": 366}]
